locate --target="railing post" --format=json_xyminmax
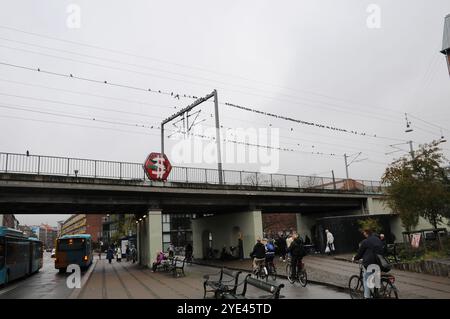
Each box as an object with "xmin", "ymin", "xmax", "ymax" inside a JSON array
[
  {"xmin": 255, "ymin": 172, "xmax": 258, "ymax": 186},
  {"xmin": 67, "ymin": 158, "xmax": 70, "ymax": 176},
  {"xmin": 284, "ymin": 175, "xmax": 287, "ymax": 188},
  {"xmin": 185, "ymin": 167, "xmax": 188, "ymax": 182},
  {"xmin": 205, "ymin": 168, "xmax": 208, "ymax": 183},
  {"xmin": 37, "ymin": 156, "xmax": 41, "ymax": 175},
  {"xmin": 94, "ymin": 160, "xmax": 97, "ymax": 178},
  {"xmin": 297, "ymin": 175, "xmax": 300, "ymax": 188},
  {"xmin": 5, "ymin": 153, "xmax": 8, "ymax": 173},
  {"xmin": 240, "ymin": 171, "xmax": 242, "ymax": 185},
  {"xmin": 270, "ymin": 174, "xmax": 273, "ymax": 187},
  {"xmin": 120, "ymin": 163, "xmax": 122, "ymax": 180}
]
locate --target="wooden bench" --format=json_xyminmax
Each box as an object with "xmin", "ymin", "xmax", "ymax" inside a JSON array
[
  {"xmin": 222, "ymin": 274, "xmax": 284, "ymax": 299},
  {"xmin": 203, "ymin": 268, "xmax": 242, "ymax": 299}
]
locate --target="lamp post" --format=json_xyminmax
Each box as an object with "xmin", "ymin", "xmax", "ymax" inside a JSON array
[{"xmin": 441, "ymin": 14, "xmax": 450, "ymax": 76}]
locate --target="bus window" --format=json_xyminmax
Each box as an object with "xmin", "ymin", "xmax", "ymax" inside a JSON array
[
  {"xmin": 0, "ymin": 237, "xmax": 4, "ymax": 268},
  {"xmin": 57, "ymin": 238, "xmax": 85, "ymax": 251}
]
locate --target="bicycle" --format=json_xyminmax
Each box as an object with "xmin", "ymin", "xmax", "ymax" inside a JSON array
[
  {"xmin": 265, "ymin": 258, "xmax": 277, "ymax": 281},
  {"xmin": 348, "ymin": 262, "xmax": 399, "ymax": 299},
  {"xmin": 253, "ymin": 258, "xmax": 268, "ymax": 280},
  {"xmin": 286, "ymin": 258, "xmax": 307, "ymax": 287}
]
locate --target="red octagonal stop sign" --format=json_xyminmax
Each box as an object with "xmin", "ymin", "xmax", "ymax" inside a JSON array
[{"xmin": 143, "ymin": 152, "xmax": 172, "ymax": 181}]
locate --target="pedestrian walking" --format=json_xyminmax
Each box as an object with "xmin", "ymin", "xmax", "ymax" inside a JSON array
[
  {"xmin": 238, "ymin": 232, "xmax": 244, "ymax": 260},
  {"xmin": 325, "ymin": 229, "xmax": 335, "ymax": 255},
  {"xmin": 131, "ymin": 246, "xmax": 137, "ymax": 263},
  {"xmin": 126, "ymin": 245, "xmax": 130, "ymax": 262},
  {"xmin": 107, "ymin": 246, "xmax": 114, "ymax": 264},
  {"xmin": 116, "ymin": 247, "xmax": 122, "ymax": 262}
]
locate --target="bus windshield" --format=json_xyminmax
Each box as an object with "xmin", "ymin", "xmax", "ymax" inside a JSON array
[
  {"xmin": 57, "ymin": 238, "xmax": 86, "ymax": 251},
  {"xmin": 0, "ymin": 237, "xmax": 4, "ymax": 268}
]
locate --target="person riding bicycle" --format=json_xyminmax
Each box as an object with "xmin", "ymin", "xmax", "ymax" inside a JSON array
[
  {"xmin": 352, "ymin": 228, "xmax": 384, "ymax": 299},
  {"xmin": 264, "ymin": 238, "xmax": 276, "ymax": 271},
  {"xmin": 250, "ymin": 238, "xmax": 266, "ymax": 274},
  {"xmin": 288, "ymin": 233, "xmax": 306, "ymax": 280}
]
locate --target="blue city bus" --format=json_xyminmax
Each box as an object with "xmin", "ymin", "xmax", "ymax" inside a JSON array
[
  {"xmin": 0, "ymin": 226, "xmax": 43, "ymax": 286},
  {"xmin": 55, "ymin": 234, "xmax": 93, "ymax": 272}
]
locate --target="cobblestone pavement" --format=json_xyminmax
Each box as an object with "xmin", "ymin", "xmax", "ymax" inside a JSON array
[
  {"xmin": 78, "ymin": 258, "xmax": 348, "ymax": 299},
  {"xmin": 196, "ymin": 255, "xmax": 450, "ymax": 299}
]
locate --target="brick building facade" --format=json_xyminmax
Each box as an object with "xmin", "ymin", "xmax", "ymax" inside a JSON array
[
  {"xmin": 61, "ymin": 214, "xmax": 104, "ymax": 242},
  {"xmin": 0, "ymin": 214, "xmax": 19, "ymax": 229},
  {"xmin": 262, "ymin": 213, "xmax": 297, "ymax": 236}
]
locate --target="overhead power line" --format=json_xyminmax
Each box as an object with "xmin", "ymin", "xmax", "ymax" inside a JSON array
[{"xmin": 0, "ymin": 37, "xmax": 414, "ymax": 124}]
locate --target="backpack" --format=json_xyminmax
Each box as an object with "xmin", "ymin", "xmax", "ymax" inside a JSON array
[
  {"xmin": 376, "ymin": 254, "xmax": 392, "ymax": 272},
  {"xmin": 266, "ymin": 242, "xmax": 275, "ymax": 252}
]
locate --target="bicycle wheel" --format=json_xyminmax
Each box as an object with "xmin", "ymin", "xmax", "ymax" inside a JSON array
[
  {"xmin": 379, "ymin": 278, "xmax": 399, "ymax": 299},
  {"xmin": 270, "ymin": 265, "xmax": 277, "ymax": 281},
  {"xmin": 348, "ymin": 275, "xmax": 364, "ymax": 299},
  {"xmin": 286, "ymin": 263, "xmax": 295, "ymax": 284},
  {"xmin": 299, "ymin": 269, "xmax": 307, "ymax": 287}
]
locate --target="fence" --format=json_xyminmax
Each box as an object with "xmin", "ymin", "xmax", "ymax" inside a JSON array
[{"xmin": 0, "ymin": 152, "xmax": 385, "ymax": 193}]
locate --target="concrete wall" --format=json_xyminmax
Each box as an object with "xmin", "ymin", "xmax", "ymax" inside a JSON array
[
  {"xmin": 192, "ymin": 211, "xmax": 263, "ymax": 259},
  {"xmin": 366, "ymin": 197, "xmax": 391, "ymax": 215},
  {"xmin": 390, "ymin": 215, "xmax": 450, "ymax": 243}
]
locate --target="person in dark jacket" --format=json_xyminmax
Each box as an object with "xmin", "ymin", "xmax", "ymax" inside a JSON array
[
  {"xmin": 288, "ymin": 233, "xmax": 306, "ymax": 279},
  {"xmin": 352, "ymin": 229, "xmax": 384, "ymax": 298},
  {"xmin": 250, "ymin": 238, "xmax": 266, "ymax": 273},
  {"xmin": 107, "ymin": 246, "xmax": 114, "ymax": 264},
  {"xmin": 185, "ymin": 243, "xmax": 193, "ymax": 261},
  {"xmin": 379, "ymin": 233, "xmax": 388, "ymax": 256},
  {"xmin": 238, "ymin": 233, "xmax": 244, "ymax": 260}
]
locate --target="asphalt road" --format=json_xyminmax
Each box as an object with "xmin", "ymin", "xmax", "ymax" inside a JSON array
[{"xmin": 0, "ymin": 252, "xmax": 89, "ymax": 299}]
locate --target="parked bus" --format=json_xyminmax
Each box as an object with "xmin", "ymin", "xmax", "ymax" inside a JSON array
[
  {"xmin": 55, "ymin": 234, "xmax": 93, "ymax": 272},
  {"xmin": 0, "ymin": 226, "xmax": 43, "ymax": 286}
]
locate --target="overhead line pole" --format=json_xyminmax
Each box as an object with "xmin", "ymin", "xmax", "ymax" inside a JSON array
[{"xmin": 161, "ymin": 90, "xmax": 223, "ymax": 184}]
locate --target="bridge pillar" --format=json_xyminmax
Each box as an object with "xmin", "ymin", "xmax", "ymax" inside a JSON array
[
  {"xmin": 146, "ymin": 210, "xmax": 162, "ymax": 268},
  {"xmin": 137, "ymin": 210, "xmax": 162, "ymax": 267},
  {"xmin": 191, "ymin": 210, "xmax": 263, "ymax": 259}
]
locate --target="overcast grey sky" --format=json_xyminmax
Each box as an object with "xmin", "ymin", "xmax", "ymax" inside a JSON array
[
  {"xmin": 1, "ymin": 1, "xmax": 450, "ymax": 227},
  {"xmin": 15, "ymin": 214, "xmax": 71, "ymax": 227}
]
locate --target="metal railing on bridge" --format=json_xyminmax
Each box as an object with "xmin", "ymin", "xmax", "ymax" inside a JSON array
[{"xmin": 0, "ymin": 152, "xmax": 385, "ymax": 193}]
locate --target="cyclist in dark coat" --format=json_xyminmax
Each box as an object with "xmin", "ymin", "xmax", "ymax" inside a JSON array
[
  {"xmin": 250, "ymin": 238, "xmax": 266, "ymax": 273},
  {"xmin": 352, "ymin": 229, "xmax": 384, "ymax": 298},
  {"xmin": 288, "ymin": 233, "xmax": 306, "ymax": 279},
  {"xmin": 353, "ymin": 230, "xmax": 384, "ymax": 268}
]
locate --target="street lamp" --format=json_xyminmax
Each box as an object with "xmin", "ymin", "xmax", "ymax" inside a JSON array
[
  {"xmin": 404, "ymin": 113, "xmax": 413, "ymax": 133},
  {"xmin": 441, "ymin": 14, "xmax": 450, "ymax": 76}
]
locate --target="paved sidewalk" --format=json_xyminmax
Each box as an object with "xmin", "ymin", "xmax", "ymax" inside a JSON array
[
  {"xmin": 196, "ymin": 255, "xmax": 450, "ymax": 299},
  {"xmin": 77, "ymin": 258, "xmax": 348, "ymax": 299}
]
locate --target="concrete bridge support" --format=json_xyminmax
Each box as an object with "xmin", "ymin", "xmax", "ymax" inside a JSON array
[
  {"xmin": 192, "ymin": 210, "xmax": 263, "ymax": 259},
  {"xmin": 137, "ymin": 210, "xmax": 162, "ymax": 267}
]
